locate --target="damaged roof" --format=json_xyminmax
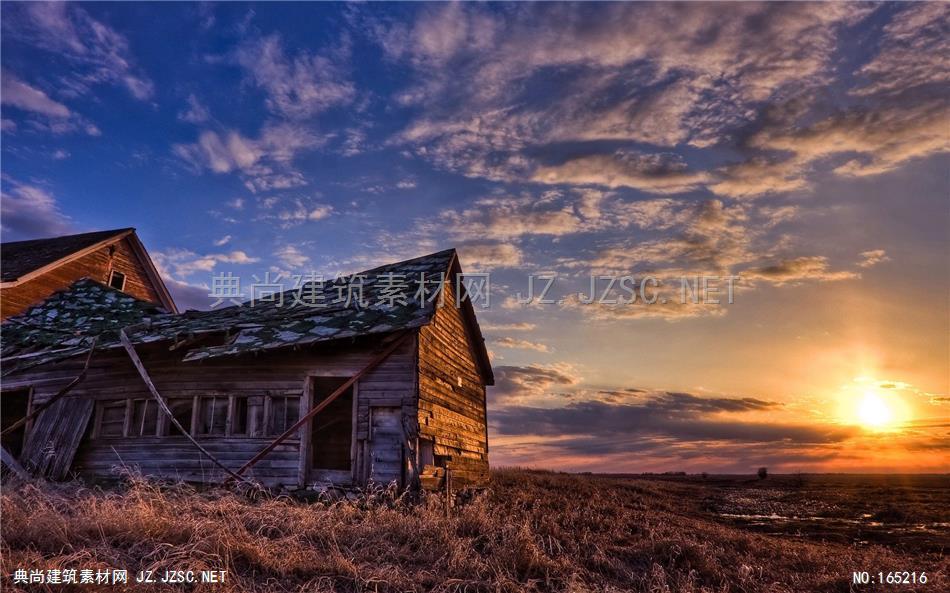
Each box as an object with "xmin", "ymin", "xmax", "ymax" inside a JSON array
[
  {"xmin": 1, "ymin": 228, "xmax": 135, "ymax": 283},
  {"xmin": 1, "ymin": 248, "xmax": 492, "ymax": 383}
]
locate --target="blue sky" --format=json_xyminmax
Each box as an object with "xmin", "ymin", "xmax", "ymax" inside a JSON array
[{"xmin": 2, "ymin": 2, "xmax": 948, "ymax": 473}]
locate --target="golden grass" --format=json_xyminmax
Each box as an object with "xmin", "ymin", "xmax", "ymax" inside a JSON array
[{"xmin": 2, "ymin": 469, "xmax": 946, "ymax": 592}]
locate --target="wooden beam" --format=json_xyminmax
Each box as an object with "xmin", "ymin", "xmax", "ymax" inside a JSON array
[
  {"xmin": 401, "ymin": 414, "xmax": 421, "ymax": 491},
  {"xmin": 228, "ymin": 331, "xmax": 412, "ymax": 481},
  {"xmin": 0, "ymin": 445, "xmax": 29, "ymax": 479},
  {"xmin": 0, "ymin": 337, "xmax": 98, "ymax": 438},
  {"xmin": 119, "ymin": 329, "xmax": 253, "ymax": 485}
]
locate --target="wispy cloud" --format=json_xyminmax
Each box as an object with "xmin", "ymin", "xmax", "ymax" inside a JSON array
[
  {"xmin": 490, "ymin": 363, "xmax": 582, "ymax": 405},
  {"xmin": 0, "ymin": 176, "xmax": 73, "ymax": 240},
  {"xmin": 0, "ymin": 70, "xmax": 99, "ymax": 136},
  {"xmin": 172, "ymin": 124, "xmax": 328, "ymax": 192},
  {"xmin": 153, "ymin": 247, "xmax": 260, "ymax": 279},
  {"xmin": 741, "ymin": 256, "xmax": 859, "ymax": 285},
  {"xmin": 858, "ymin": 249, "xmax": 890, "ymax": 269},
  {"xmin": 274, "ymin": 244, "xmax": 310, "ymax": 268},
  {"xmin": 491, "ymin": 336, "xmax": 550, "ymax": 353},
  {"xmin": 233, "ymin": 33, "xmax": 355, "ymax": 119},
  {"xmin": 177, "ymin": 94, "xmax": 211, "ymax": 124},
  {"xmin": 371, "ymin": 2, "xmax": 950, "ymax": 203},
  {"xmin": 3, "ymin": 2, "xmax": 154, "ymax": 101},
  {"xmin": 0, "ymin": 71, "xmax": 71, "ymax": 118}
]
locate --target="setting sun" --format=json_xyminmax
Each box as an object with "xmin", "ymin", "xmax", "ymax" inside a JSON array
[
  {"xmin": 857, "ymin": 391, "xmax": 893, "ymax": 429},
  {"xmin": 836, "ymin": 378, "xmax": 914, "ymax": 432}
]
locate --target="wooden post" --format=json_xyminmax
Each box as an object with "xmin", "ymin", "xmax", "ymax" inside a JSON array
[
  {"xmin": 0, "ymin": 445, "xmax": 29, "ymax": 479},
  {"xmin": 444, "ymin": 468, "xmax": 452, "ymax": 517},
  {"xmin": 401, "ymin": 415, "xmax": 420, "ymax": 491}
]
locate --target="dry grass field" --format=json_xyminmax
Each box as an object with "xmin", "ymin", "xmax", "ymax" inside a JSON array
[{"xmin": 2, "ymin": 469, "xmax": 947, "ymax": 592}]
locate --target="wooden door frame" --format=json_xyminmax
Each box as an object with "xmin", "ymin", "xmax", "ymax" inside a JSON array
[{"xmin": 297, "ymin": 375, "xmax": 359, "ymax": 487}]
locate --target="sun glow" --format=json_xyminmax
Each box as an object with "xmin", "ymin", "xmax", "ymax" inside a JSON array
[
  {"xmin": 856, "ymin": 391, "xmax": 893, "ymax": 429},
  {"xmin": 835, "ymin": 376, "xmax": 914, "ymax": 432}
]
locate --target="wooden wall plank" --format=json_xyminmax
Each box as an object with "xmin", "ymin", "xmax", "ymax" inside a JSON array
[
  {"xmin": 416, "ymin": 281, "xmax": 489, "ymax": 486},
  {"xmin": 1, "ymin": 237, "xmax": 164, "ymax": 319}
]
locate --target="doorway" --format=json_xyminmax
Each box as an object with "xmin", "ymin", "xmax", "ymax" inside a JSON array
[
  {"xmin": 310, "ymin": 377, "xmax": 354, "ymax": 474},
  {"xmin": 368, "ymin": 406, "xmax": 403, "ymax": 486},
  {"xmin": 1, "ymin": 388, "xmax": 31, "ymax": 458}
]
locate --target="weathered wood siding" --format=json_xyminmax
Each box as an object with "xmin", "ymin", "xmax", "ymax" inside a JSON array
[
  {"xmin": 0, "ymin": 236, "xmax": 163, "ymax": 319},
  {"xmin": 3, "ymin": 335, "xmax": 418, "ymax": 488},
  {"xmin": 417, "ymin": 281, "xmax": 489, "ymax": 487}
]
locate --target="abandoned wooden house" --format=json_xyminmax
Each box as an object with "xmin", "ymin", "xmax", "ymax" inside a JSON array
[
  {"xmin": 0, "ymin": 248, "xmax": 492, "ymax": 491},
  {"xmin": 0, "ymin": 228, "xmax": 177, "ymax": 320}
]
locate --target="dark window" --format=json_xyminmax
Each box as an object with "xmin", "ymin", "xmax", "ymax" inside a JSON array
[
  {"xmin": 230, "ymin": 397, "xmax": 249, "ymax": 436},
  {"xmin": 98, "ymin": 401, "xmax": 126, "ymax": 437},
  {"xmin": 1, "ymin": 389, "xmax": 31, "ymax": 458},
  {"xmin": 247, "ymin": 396, "xmax": 265, "ymax": 436},
  {"xmin": 109, "ymin": 270, "xmax": 126, "ymax": 291},
  {"xmin": 197, "ymin": 396, "xmax": 227, "ymax": 435},
  {"xmin": 167, "ymin": 398, "xmax": 193, "ymax": 436},
  {"xmin": 130, "ymin": 399, "xmax": 158, "ymax": 437},
  {"xmin": 268, "ymin": 396, "xmax": 300, "ymax": 435}
]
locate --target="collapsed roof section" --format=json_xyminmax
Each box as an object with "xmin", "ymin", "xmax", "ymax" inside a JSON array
[{"xmin": 1, "ymin": 248, "xmax": 492, "ymax": 384}]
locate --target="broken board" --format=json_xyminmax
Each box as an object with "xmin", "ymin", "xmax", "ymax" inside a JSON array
[{"xmin": 21, "ymin": 396, "xmax": 94, "ymax": 480}]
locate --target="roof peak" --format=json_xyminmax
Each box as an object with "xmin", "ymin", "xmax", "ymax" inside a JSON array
[{"xmin": 1, "ymin": 227, "xmax": 134, "ymax": 247}]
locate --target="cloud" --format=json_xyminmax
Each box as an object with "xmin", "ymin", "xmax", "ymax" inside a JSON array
[
  {"xmin": 378, "ymin": 3, "xmax": 946, "ymax": 200},
  {"xmin": 153, "ymin": 248, "xmax": 260, "ymax": 279},
  {"xmin": 213, "ymin": 235, "xmax": 232, "ymax": 247},
  {"xmin": 0, "ymin": 177, "xmax": 73, "ymax": 240},
  {"xmin": 547, "ymin": 197, "xmax": 860, "ymax": 319},
  {"xmin": 489, "ymin": 363, "xmax": 581, "ymax": 405},
  {"xmin": 741, "ymin": 256, "xmax": 859, "ymax": 285},
  {"xmin": 1, "ymin": 71, "xmax": 71, "ymax": 118},
  {"xmin": 305, "ymin": 204, "xmax": 333, "ymax": 221},
  {"xmin": 3, "ymin": 2, "xmax": 154, "ymax": 101},
  {"xmin": 561, "ymin": 292, "xmax": 729, "ymax": 322},
  {"xmin": 162, "ymin": 277, "xmax": 213, "ymax": 312},
  {"xmin": 491, "ymin": 337, "xmax": 549, "ymax": 353},
  {"xmin": 486, "ymin": 379, "xmax": 878, "ymax": 472},
  {"xmin": 439, "ymin": 192, "xmax": 583, "ymax": 241},
  {"xmin": 852, "ymin": 3, "xmax": 950, "ymax": 97},
  {"xmin": 0, "ymin": 70, "xmax": 100, "ymax": 137},
  {"xmin": 254, "ymin": 198, "xmax": 334, "ymax": 228},
  {"xmin": 492, "ymin": 398, "xmax": 852, "ymax": 447},
  {"xmin": 376, "ymin": 2, "xmax": 869, "ymax": 188},
  {"xmin": 456, "ymin": 242, "xmax": 523, "ymax": 270},
  {"xmin": 274, "ymin": 244, "xmax": 310, "ymax": 268},
  {"xmin": 178, "ymin": 94, "xmax": 210, "ymax": 123},
  {"xmin": 574, "ymin": 199, "xmax": 754, "ymax": 275},
  {"xmin": 532, "ymin": 151, "xmax": 711, "ymax": 194},
  {"xmin": 481, "ymin": 322, "xmax": 537, "ymax": 332},
  {"xmin": 750, "ymin": 101, "xmax": 950, "ymax": 180},
  {"xmin": 173, "ymin": 124, "xmax": 327, "ymax": 191},
  {"xmin": 709, "ymin": 157, "xmax": 809, "ymax": 199},
  {"xmin": 857, "ymin": 249, "xmax": 889, "ymax": 268},
  {"xmin": 233, "ymin": 34, "xmax": 355, "ymax": 119}
]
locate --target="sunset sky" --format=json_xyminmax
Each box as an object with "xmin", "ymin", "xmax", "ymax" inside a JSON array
[{"xmin": 2, "ymin": 2, "xmax": 947, "ymax": 473}]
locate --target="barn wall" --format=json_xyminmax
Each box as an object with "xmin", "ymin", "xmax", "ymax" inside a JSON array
[
  {"xmin": 0, "ymin": 236, "xmax": 163, "ymax": 319},
  {"xmin": 417, "ymin": 281, "xmax": 489, "ymax": 487},
  {"xmin": 3, "ymin": 335, "xmax": 418, "ymax": 489}
]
